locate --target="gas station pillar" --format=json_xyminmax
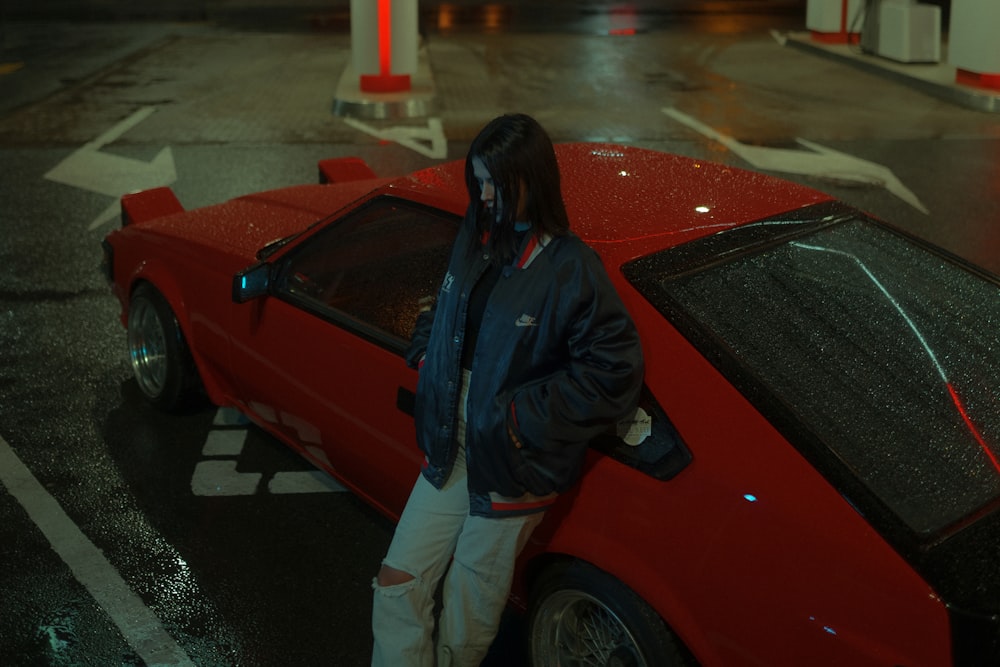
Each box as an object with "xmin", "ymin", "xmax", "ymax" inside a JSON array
[
  {"xmin": 351, "ymin": 0, "xmax": 417, "ymax": 93},
  {"xmin": 333, "ymin": 0, "xmax": 434, "ymax": 119},
  {"xmin": 806, "ymin": 0, "xmax": 865, "ymax": 43},
  {"xmin": 949, "ymin": 0, "xmax": 1000, "ymax": 90}
]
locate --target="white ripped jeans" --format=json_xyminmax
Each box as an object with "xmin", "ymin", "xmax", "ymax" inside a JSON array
[{"xmin": 371, "ymin": 372, "xmax": 544, "ymax": 667}]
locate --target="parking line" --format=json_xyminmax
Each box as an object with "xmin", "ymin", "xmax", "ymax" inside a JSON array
[{"xmin": 0, "ymin": 435, "xmax": 194, "ymax": 666}]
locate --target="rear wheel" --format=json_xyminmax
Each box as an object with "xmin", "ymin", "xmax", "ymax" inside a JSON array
[
  {"xmin": 127, "ymin": 283, "xmax": 201, "ymax": 412},
  {"xmin": 528, "ymin": 560, "xmax": 694, "ymax": 667}
]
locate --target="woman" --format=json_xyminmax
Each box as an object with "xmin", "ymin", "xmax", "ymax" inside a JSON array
[{"xmin": 371, "ymin": 113, "xmax": 644, "ymax": 667}]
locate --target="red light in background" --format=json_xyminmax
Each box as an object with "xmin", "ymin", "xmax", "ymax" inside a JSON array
[
  {"xmin": 608, "ymin": 4, "xmax": 638, "ymax": 36},
  {"xmin": 378, "ymin": 0, "xmax": 392, "ymax": 76}
]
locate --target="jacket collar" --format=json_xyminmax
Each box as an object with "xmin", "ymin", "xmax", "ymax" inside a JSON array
[{"xmin": 480, "ymin": 225, "xmax": 551, "ymax": 270}]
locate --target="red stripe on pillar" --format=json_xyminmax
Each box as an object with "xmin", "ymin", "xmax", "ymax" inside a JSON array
[
  {"xmin": 378, "ymin": 0, "xmax": 392, "ymax": 77},
  {"xmin": 957, "ymin": 69, "xmax": 1000, "ymax": 91},
  {"xmin": 360, "ymin": 0, "xmax": 411, "ymax": 92}
]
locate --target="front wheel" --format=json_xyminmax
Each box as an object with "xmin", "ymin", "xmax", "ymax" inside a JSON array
[
  {"xmin": 127, "ymin": 283, "xmax": 201, "ymax": 412},
  {"xmin": 528, "ymin": 560, "xmax": 694, "ymax": 667}
]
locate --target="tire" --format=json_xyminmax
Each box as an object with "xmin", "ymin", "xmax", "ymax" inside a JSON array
[
  {"xmin": 528, "ymin": 560, "xmax": 694, "ymax": 667},
  {"xmin": 127, "ymin": 283, "xmax": 201, "ymax": 412}
]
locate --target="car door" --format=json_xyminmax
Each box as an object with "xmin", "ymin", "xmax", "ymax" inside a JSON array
[{"xmin": 227, "ymin": 196, "xmax": 459, "ymax": 517}]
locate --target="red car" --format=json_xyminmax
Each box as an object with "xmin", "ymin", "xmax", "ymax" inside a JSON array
[{"xmin": 103, "ymin": 144, "xmax": 1000, "ymax": 666}]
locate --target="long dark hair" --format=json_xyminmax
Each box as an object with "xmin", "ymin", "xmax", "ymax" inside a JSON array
[{"xmin": 465, "ymin": 114, "xmax": 570, "ymax": 264}]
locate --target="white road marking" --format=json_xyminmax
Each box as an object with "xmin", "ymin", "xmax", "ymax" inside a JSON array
[
  {"xmin": 212, "ymin": 406, "xmax": 248, "ymax": 427},
  {"xmin": 662, "ymin": 106, "xmax": 928, "ymax": 214},
  {"xmin": 343, "ymin": 117, "xmax": 448, "ymax": 159},
  {"xmin": 202, "ymin": 429, "xmax": 246, "ymax": 457},
  {"xmin": 192, "ymin": 408, "xmax": 346, "ymax": 496},
  {"xmin": 0, "ymin": 435, "xmax": 194, "ymax": 666},
  {"xmin": 191, "ymin": 460, "xmax": 262, "ymax": 496},
  {"xmin": 86, "ymin": 200, "xmax": 124, "ymax": 232},
  {"xmin": 43, "ymin": 106, "xmax": 177, "ymax": 230},
  {"xmin": 268, "ymin": 470, "xmax": 346, "ymax": 494}
]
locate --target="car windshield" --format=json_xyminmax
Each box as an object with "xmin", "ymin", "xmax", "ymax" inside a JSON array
[{"xmin": 628, "ymin": 208, "xmax": 1000, "ymax": 537}]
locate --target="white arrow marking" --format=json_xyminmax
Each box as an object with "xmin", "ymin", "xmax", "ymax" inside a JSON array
[
  {"xmin": 662, "ymin": 107, "xmax": 928, "ymax": 214},
  {"xmin": 43, "ymin": 106, "xmax": 177, "ymax": 229},
  {"xmin": 86, "ymin": 201, "xmax": 123, "ymax": 232},
  {"xmin": 344, "ymin": 117, "xmax": 448, "ymax": 159}
]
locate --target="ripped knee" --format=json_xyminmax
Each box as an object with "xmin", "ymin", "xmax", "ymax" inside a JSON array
[{"xmin": 376, "ymin": 563, "xmax": 416, "ymax": 588}]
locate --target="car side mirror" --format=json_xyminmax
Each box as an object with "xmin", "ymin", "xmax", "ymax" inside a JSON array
[{"xmin": 233, "ymin": 262, "xmax": 271, "ymax": 303}]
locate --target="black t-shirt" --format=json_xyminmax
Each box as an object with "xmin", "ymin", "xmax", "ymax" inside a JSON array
[{"xmin": 461, "ymin": 230, "xmax": 528, "ymax": 370}]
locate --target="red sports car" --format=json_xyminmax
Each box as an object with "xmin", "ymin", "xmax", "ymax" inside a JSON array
[{"xmin": 102, "ymin": 144, "xmax": 1000, "ymax": 667}]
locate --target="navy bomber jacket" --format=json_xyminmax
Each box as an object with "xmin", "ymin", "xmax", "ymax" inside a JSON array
[{"xmin": 405, "ymin": 208, "xmax": 644, "ymax": 517}]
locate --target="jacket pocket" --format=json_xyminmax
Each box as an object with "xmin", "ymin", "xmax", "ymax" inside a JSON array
[{"xmin": 506, "ymin": 396, "xmax": 586, "ymax": 496}]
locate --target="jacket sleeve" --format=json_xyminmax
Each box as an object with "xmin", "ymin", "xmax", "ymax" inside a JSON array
[
  {"xmin": 407, "ymin": 204, "xmax": 477, "ymax": 370},
  {"xmin": 512, "ymin": 246, "xmax": 644, "ymax": 448},
  {"xmin": 405, "ymin": 303, "xmax": 435, "ymax": 369}
]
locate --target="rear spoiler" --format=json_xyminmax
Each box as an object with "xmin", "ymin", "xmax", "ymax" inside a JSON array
[
  {"xmin": 119, "ymin": 157, "xmax": 376, "ymax": 226},
  {"xmin": 120, "ymin": 187, "xmax": 184, "ymax": 226},
  {"xmin": 318, "ymin": 156, "xmax": 377, "ymax": 184}
]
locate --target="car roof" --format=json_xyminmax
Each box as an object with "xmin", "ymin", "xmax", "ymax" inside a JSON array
[
  {"xmin": 556, "ymin": 144, "xmax": 832, "ymax": 244},
  {"xmin": 389, "ymin": 143, "xmax": 833, "ymax": 264}
]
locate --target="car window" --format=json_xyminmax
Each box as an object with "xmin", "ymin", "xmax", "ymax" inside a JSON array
[
  {"xmin": 276, "ymin": 197, "xmax": 459, "ymax": 346},
  {"xmin": 626, "ymin": 207, "xmax": 1000, "ymax": 538},
  {"xmin": 590, "ymin": 385, "xmax": 692, "ymax": 481}
]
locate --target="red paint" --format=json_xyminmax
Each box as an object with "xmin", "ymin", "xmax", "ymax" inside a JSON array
[
  {"xmin": 104, "ymin": 145, "xmax": 976, "ymax": 667},
  {"xmin": 317, "ymin": 156, "xmax": 377, "ymax": 185},
  {"xmin": 120, "ymin": 187, "xmax": 184, "ymax": 225},
  {"xmin": 360, "ymin": 0, "xmax": 411, "ymax": 93},
  {"xmin": 378, "ymin": 0, "xmax": 392, "ymax": 76},
  {"xmin": 957, "ymin": 68, "xmax": 1000, "ymax": 91},
  {"xmin": 809, "ymin": 29, "xmax": 860, "ymax": 45},
  {"xmin": 809, "ymin": 0, "xmax": 860, "ymax": 44}
]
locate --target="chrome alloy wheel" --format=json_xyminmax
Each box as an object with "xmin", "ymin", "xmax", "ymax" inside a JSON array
[
  {"xmin": 127, "ymin": 294, "xmax": 170, "ymax": 400},
  {"xmin": 532, "ymin": 589, "xmax": 645, "ymax": 667}
]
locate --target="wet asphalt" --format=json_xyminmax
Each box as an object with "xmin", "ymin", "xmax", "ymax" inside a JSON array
[{"xmin": 1, "ymin": 1, "xmax": 999, "ymax": 665}]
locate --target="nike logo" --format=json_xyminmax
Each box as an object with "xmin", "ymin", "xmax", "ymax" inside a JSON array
[{"xmin": 515, "ymin": 314, "xmax": 538, "ymax": 327}]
